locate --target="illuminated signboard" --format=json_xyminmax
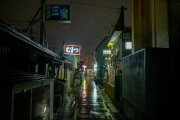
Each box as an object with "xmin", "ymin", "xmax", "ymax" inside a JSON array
[
  {"xmin": 125, "ymin": 42, "xmax": 132, "ymax": 49},
  {"xmin": 103, "ymin": 49, "xmax": 111, "ymax": 54},
  {"xmin": 44, "ymin": 4, "xmax": 71, "ymax": 23},
  {"xmin": 64, "ymin": 44, "xmax": 81, "ymax": 55}
]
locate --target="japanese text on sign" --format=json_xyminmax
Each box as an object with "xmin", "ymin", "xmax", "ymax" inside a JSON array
[
  {"xmin": 64, "ymin": 45, "xmax": 81, "ymax": 55},
  {"xmin": 103, "ymin": 49, "xmax": 111, "ymax": 54},
  {"xmin": 44, "ymin": 5, "xmax": 71, "ymax": 23}
]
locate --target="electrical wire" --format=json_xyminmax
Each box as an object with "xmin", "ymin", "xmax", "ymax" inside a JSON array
[
  {"xmin": 73, "ymin": 16, "xmax": 109, "ymax": 30},
  {"xmin": 122, "ymin": 0, "xmax": 126, "ymax": 6},
  {"xmin": 71, "ymin": 10, "xmax": 115, "ymax": 29},
  {"xmin": 17, "ymin": 0, "xmax": 37, "ymax": 12},
  {"xmin": 33, "ymin": 31, "xmax": 60, "ymax": 40},
  {"xmin": 73, "ymin": 4, "xmax": 118, "ymax": 24},
  {"xmin": 68, "ymin": 0, "xmax": 119, "ymax": 9},
  {"xmin": 0, "ymin": 0, "xmax": 33, "ymax": 18},
  {"xmin": 67, "ymin": 1, "xmax": 123, "ymax": 35},
  {"xmin": 101, "ymin": 10, "xmax": 118, "ymax": 19},
  {"xmin": 4, "ymin": 20, "xmax": 30, "ymax": 23}
]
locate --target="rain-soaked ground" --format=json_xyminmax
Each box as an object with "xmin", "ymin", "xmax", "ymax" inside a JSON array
[{"xmin": 58, "ymin": 77, "xmax": 123, "ymax": 120}]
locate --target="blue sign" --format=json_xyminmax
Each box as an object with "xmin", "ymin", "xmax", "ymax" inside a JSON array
[{"xmin": 44, "ymin": 4, "xmax": 71, "ymax": 23}]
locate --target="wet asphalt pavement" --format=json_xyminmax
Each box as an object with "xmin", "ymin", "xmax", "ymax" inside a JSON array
[
  {"xmin": 76, "ymin": 78, "xmax": 123, "ymax": 120},
  {"xmin": 58, "ymin": 77, "xmax": 123, "ymax": 120}
]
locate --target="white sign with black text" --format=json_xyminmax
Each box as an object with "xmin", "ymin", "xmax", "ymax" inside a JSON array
[{"xmin": 64, "ymin": 44, "xmax": 81, "ymax": 55}]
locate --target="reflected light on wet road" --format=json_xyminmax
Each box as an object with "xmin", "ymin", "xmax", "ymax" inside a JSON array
[
  {"xmin": 83, "ymin": 78, "xmax": 86, "ymax": 92},
  {"xmin": 93, "ymin": 86, "xmax": 97, "ymax": 99}
]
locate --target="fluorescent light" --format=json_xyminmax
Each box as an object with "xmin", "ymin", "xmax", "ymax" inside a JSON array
[
  {"xmin": 125, "ymin": 42, "xmax": 132, "ymax": 49},
  {"xmin": 94, "ymin": 64, "xmax": 97, "ymax": 70}
]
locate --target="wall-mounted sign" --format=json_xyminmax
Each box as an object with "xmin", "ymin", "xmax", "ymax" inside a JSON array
[
  {"xmin": 44, "ymin": 4, "xmax": 71, "ymax": 23},
  {"xmin": 103, "ymin": 49, "xmax": 111, "ymax": 54},
  {"xmin": 64, "ymin": 44, "xmax": 81, "ymax": 55}
]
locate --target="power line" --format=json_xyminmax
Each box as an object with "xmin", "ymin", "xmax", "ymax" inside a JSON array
[
  {"xmin": 5, "ymin": 20, "xmax": 30, "ymax": 23},
  {"xmin": 101, "ymin": 10, "xmax": 118, "ymax": 19},
  {"xmin": 68, "ymin": 0, "xmax": 119, "ymax": 9},
  {"xmin": 73, "ymin": 16, "xmax": 109, "ymax": 30},
  {"xmin": 0, "ymin": 0, "xmax": 33, "ymax": 18},
  {"xmin": 17, "ymin": 0, "xmax": 37, "ymax": 12},
  {"xmin": 73, "ymin": 4, "xmax": 118, "ymax": 24},
  {"xmin": 122, "ymin": 0, "xmax": 126, "ymax": 6}
]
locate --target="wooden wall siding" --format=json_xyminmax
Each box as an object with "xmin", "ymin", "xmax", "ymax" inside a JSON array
[{"xmin": 0, "ymin": 40, "xmax": 29, "ymax": 71}]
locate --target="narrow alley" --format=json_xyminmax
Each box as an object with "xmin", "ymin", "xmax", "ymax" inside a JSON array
[{"xmin": 0, "ymin": 0, "xmax": 179, "ymax": 119}]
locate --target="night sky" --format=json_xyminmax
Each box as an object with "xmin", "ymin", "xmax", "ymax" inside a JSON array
[{"xmin": 0, "ymin": 0, "xmax": 131, "ymax": 54}]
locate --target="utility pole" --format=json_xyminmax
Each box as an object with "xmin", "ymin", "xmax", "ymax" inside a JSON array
[
  {"xmin": 60, "ymin": 41, "xmax": 65, "ymax": 61},
  {"xmin": 121, "ymin": 6, "xmax": 125, "ymax": 30},
  {"xmin": 40, "ymin": 0, "xmax": 45, "ymax": 46},
  {"xmin": 56, "ymin": 41, "xmax": 65, "ymax": 79}
]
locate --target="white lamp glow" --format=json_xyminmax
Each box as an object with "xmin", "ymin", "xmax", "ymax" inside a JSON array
[{"xmin": 125, "ymin": 42, "xmax": 132, "ymax": 49}]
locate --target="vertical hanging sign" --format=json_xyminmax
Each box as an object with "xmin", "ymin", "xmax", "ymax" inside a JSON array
[{"xmin": 44, "ymin": 4, "xmax": 71, "ymax": 23}]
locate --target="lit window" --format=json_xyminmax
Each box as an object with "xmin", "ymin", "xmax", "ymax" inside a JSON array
[
  {"xmin": 125, "ymin": 42, "xmax": 132, "ymax": 49},
  {"xmin": 86, "ymin": 61, "xmax": 88, "ymax": 62}
]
